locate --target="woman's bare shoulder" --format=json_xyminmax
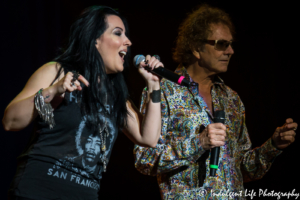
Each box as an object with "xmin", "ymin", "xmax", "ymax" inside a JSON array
[
  {"xmin": 37, "ymin": 61, "xmax": 62, "ymax": 76},
  {"xmin": 9, "ymin": 62, "xmax": 64, "ymax": 103}
]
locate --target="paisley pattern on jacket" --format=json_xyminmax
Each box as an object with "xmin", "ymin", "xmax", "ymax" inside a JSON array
[{"xmin": 134, "ymin": 65, "xmax": 282, "ymax": 199}]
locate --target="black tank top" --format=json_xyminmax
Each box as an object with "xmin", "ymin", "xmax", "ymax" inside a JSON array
[{"xmin": 9, "ymin": 70, "xmax": 119, "ymax": 200}]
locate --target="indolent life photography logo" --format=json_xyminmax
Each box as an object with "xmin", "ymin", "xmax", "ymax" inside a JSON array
[{"xmin": 208, "ymin": 189, "xmax": 299, "ymax": 199}]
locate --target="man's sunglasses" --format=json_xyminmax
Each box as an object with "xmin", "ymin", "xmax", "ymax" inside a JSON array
[{"xmin": 204, "ymin": 40, "xmax": 233, "ymax": 51}]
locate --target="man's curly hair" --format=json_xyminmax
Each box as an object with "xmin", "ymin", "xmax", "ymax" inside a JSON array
[{"xmin": 173, "ymin": 4, "xmax": 235, "ymax": 65}]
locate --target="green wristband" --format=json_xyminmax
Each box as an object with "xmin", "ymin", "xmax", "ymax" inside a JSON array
[{"xmin": 210, "ymin": 164, "xmax": 218, "ymax": 169}]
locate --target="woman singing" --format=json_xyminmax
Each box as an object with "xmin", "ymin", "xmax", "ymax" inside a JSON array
[{"xmin": 3, "ymin": 6, "xmax": 162, "ymax": 200}]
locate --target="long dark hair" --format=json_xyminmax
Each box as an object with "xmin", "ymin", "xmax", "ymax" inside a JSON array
[{"xmin": 54, "ymin": 6, "xmax": 130, "ymax": 128}]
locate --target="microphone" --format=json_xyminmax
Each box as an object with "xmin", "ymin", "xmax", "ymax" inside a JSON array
[
  {"xmin": 209, "ymin": 110, "xmax": 225, "ymax": 177},
  {"xmin": 133, "ymin": 55, "xmax": 191, "ymax": 87}
]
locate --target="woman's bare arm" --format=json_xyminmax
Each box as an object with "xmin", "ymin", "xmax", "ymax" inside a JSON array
[
  {"xmin": 2, "ymin": 62, "xmax": 63, "ymax": 131},
  {"xmin": 123, "ymin": 87, "xmax": 161, "ymax": 148},
  {"xmin": 123, "ymin": 55, "xmax": 162, "ymax": 147},
  {"xmin": 2, "ymin": 62, "xmax": 89, "ymax": 131}
]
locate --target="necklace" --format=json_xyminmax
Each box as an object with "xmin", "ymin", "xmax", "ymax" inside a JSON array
[{"xmin": 100, "ymin": 94, "xmax": 109, "ymax": 172}]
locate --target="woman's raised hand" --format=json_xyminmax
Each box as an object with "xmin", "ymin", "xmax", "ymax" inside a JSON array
[
  {"xmin": 138, "ymin": 55, "xmax": 164, "ymax": 86},
  {"xmin": 54, "ymin": 71, "xmax": 89, "ymax": 95}
]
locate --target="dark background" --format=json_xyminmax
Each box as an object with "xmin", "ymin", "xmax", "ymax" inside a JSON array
[{"xmin": 1, "ymin": 0, "xmax": 299, "ymax": 199}]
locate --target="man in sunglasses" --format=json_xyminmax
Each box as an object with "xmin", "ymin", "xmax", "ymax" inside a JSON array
[{"xmin": 134, "ymin": 4, "xmax": 297, "ymax": 199}]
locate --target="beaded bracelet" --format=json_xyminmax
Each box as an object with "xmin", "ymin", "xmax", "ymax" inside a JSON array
[{"xmin": 34, "ymin": 88, "xmax": 55, "ymax": 129}]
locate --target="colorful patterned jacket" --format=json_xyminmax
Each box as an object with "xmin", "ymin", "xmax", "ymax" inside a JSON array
[{"xmin": 134, "ymin": 66, "xmax": 282, "ymax": 199}]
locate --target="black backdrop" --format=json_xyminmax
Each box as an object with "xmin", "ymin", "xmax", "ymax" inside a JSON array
[{"xmin": 1, "ymin": 0, "xmax": 299, "ymax": 199}]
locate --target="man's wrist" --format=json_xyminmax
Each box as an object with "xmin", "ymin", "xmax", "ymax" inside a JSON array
[{"xmin": 271, "ymin": 137, "xmax": 284, "ymax": 151}]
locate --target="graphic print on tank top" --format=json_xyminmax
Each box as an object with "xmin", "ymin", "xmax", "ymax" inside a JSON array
[{"xmin": 46, "ymin": 91, "xmax": 118, "ymax": 190}]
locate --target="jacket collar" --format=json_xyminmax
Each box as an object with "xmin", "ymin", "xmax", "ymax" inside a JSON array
[{"xmin": 174, "ymin": 65, "xmax": 227, "ymax": 92}]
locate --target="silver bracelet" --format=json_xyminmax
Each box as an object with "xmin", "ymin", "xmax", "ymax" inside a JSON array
[{"xmin": 34, "ymin": 88, "xmax": 55, "ymax": 129}]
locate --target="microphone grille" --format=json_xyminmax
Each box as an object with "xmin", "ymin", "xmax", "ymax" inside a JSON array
[
  {"xmin": 153, "ymin": 55, "xmax": 160, "ymax": 61},
  {"xmin": 133, "ymin": 55, "xmax": 145, "ymax": 67}
]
